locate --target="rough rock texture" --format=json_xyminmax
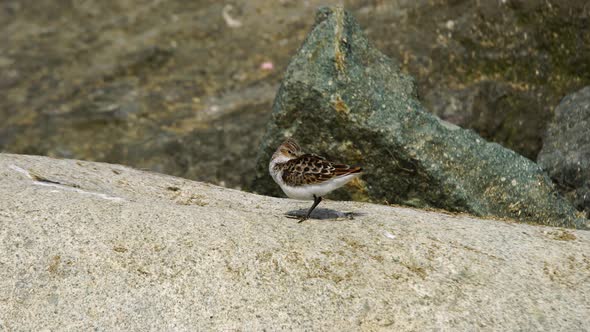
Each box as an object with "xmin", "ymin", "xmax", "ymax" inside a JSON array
[
  {"xmin": 359, "ymin": 1, "xmax": 590, "ymax": 160},
  {"xmin": 1, "ymin": 153, "xmax": 589, "ymax": 331},
  {"xmin": 251, "ymin": 7, "xmax": 584, "ymax": 229},
  {"xmin": 0, "ymin": 0, "xmax": 284, "ymax": 189},
  {"xmin": 538, "ymin": 86, "xmax": 590, "ymax": 218},
  {"xmin": 2, "ymin": 1, "xmax": 589, "ymax": 188}
]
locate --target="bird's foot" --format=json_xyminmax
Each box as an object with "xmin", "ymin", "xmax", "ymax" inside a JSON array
[{"xmin": 285, "ymin": 214, "xmax": 309, "ymax": 223}]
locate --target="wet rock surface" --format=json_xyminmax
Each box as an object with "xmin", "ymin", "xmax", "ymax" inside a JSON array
[
  {"xmin": 538, "ymin": 86, "xmax": 590, "ymax": 218},
  {"xmin": 1, "ymin": 1, "xmax": 589, "ymax": 188},
  {"xmin": 1, "ymin": 153, "xmax": 590, "ymax": 331},
  {"xmin": 0, "ymin": 1, "xmax": 286, "ymax": 189},
  {"xmin": 251, "ymin": 7, "xmax": 585, "ymax": 228}
]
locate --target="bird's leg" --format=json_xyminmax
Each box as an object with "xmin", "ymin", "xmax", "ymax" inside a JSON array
[{"xmin": 298, "ymin": 195, "xmax": 322, "ymax": 223}]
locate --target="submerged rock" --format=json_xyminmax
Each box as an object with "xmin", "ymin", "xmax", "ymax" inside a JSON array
[
  {"xmin": 538, "ymin": 86, "xmax": 590, "ymax": 218},
  {"xmin": 251, "ymin": 7, "xmax": 585, "ymax": 228}
]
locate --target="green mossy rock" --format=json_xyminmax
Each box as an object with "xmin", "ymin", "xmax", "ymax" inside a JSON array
[{"xmin": 251, "ymin": 7, "xmax": 586, "ymax": 229}]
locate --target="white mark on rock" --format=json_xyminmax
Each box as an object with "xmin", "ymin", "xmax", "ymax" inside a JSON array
[
  {"xmin": 34, "ymin": 182, "xmax": 125, "ymax": 202},
  {"xmin": 222, "ymin": 4, "xmax": 242, "ymax": 28},
  {"xmin": 10, "ymin": 164, "xmax": 124, "ymax": 202},
  {"xmin": 383, "ymin": 230, "xmax": 396, "ymax": 240},
  {"xmin": 9, "ymin": 165, "xmax": 33, "ymax": 179}
]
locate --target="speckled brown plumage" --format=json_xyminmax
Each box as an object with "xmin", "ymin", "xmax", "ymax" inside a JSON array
[
  {"xmin": 269, "ymin": 138, "xmax": 363, "ymax": 222},
  {"xmin": 278, "ymin": 154, "xmax": 362, "ymax": 186}
]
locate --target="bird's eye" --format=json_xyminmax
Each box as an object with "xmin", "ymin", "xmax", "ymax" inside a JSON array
[{"xmin": 288, "ymin": 150, "xmax": 293, "ymax": 154}]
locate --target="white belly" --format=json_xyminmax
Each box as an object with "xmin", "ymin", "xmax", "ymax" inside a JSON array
[{"xmin": 278, "ymin": 173, "xmax": 361, "ymax": 200}]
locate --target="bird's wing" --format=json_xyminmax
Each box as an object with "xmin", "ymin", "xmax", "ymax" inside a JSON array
[{"xmin": 282, "ymin": 154, "xmax": 362, "ymax": 186}]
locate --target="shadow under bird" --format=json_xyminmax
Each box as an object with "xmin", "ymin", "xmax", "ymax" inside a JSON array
[{"xmin": 269, "ymin": 138, "xmax": 362, "ymax": 222}]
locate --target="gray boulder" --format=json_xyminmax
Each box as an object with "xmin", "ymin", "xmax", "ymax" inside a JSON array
[
  {"xmin": 251, "ymin": 7, "xmax": 585, "ymax": 228},
  {"xmin": 1, "ymin": 153, "xmax": 590, "ymax": 331},
  {"xmin": 538, "ymin": 86, "xmax": 590, "ymax": 218}
]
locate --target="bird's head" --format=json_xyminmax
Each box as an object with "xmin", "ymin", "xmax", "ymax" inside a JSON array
[{"xmin": 271, "ymin": 138, "xmax": 302, "ymax": 163}]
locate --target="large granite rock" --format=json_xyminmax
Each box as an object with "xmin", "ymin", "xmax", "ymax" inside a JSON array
[
  {"xmin": 251, "ymin": 7, "xmax": 585, "ymax": 228},
  {"xmin": 538, "ymin": 86, "xmax": 590, "ymax": 218},
  {"xmin": 1, "ymin": 153, "xmax": 589, "ymax": 330}
]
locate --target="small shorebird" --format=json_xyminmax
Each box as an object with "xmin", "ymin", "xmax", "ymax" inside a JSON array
[{"xmin": 269, "ymin": 138, "xmax": 362, "ymax": 222}]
